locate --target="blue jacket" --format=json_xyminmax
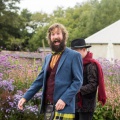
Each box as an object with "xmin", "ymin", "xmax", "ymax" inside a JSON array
[{"xmin": 23, "ymin": 47, "xmax": 83, "ymax": 114}]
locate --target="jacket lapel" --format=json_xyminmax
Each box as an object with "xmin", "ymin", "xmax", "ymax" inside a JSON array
[
  {"xmin": 56, "ymin": 48, "xmax": 69, "ymax": 74},
  {"xmin": 45, "ymin": 54, "xmax": 52, "ymax": 71}
]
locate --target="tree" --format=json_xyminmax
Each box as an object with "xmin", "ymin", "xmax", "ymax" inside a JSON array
[
  {"xmin": 86, "ymin": 0, "xmax": 120, "ymax": 36},
  {"xmin": 0, "ymin": 0, "xmax": 25, "ymax": 50}
]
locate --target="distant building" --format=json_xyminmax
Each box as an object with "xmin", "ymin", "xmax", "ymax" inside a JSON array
[{"xmin": 85, "ymin": 20, "xmax": 120, "ymax": 60}]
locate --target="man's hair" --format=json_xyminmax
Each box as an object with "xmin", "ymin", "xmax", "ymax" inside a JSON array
[{"xmin": 46, "ymin": 23, "xmax": 68, "ymax": 44}]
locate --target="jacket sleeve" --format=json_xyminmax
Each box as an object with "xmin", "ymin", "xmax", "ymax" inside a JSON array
[{"xmin": 80, "ymin": 63, "xmax": 98, "ymax": 95}]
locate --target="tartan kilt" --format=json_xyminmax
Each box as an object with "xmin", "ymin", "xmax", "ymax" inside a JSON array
[{"xmin": 53, "ymin": 111, "xmax": 75, "ymax": 120}]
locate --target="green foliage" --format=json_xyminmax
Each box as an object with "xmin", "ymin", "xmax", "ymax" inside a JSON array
[
  {"xmin": 21, "ymin": 9, "xmax": 32, "ymax": 22},
  {"xmin": 0, "ymin": 109, "xmax": 44, "ymax": 120},
  {"xmin": 93, "ymin": 103, "xmax": 115, "ymax": 120},
  {"xmin": 28, "ymin": 25, "xmax": 49, "ymax": 51},
  {"xmin": 0, "ymin": 0, "xmax": 120, "ymax": 51},
  {"xmin": 93, "ymin": 59, "xmax": 120, "ymax": 120},
  {"xmin": 0, "ymin": 0, "xmax": 24, "ymax": 49},
  {"xmin": 87, "ymin": 0, "xmax": 120, "ymax": 35}
]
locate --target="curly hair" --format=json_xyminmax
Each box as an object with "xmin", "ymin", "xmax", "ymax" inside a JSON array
[{"xmin": 46, "ymin": 23, "xmax": 68, "ymax": 44}]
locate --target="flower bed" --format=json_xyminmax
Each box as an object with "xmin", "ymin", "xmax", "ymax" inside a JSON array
[{"xmin": 0, "ymin": 54, "xmax": 120, "ymax": 120}]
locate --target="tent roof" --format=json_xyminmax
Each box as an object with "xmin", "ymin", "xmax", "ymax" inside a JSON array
[{"xmin": 85, "ymin": 20, "xmax": 120, "ymax": 43}]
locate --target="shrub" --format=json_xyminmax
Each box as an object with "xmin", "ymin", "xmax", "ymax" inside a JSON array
[{"xmin": 93, "ymin": 58, "xmax": 120, "ymax": 120}]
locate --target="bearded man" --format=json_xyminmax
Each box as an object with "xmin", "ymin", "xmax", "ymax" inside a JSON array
[{"xmin": 18, "ymin": 23, "xmax": 83, "ymax": 120}]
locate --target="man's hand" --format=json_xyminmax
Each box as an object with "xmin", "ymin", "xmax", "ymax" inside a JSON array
[
  {"xmin": 55, "ymin": 99, "xmax": 66, "ymax": 111},
  {"xmin": 18, "ymin": 98, "xmax": 26, "ymax": 110}
]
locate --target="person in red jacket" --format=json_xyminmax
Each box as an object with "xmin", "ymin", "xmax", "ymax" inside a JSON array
[{"xmin": 71, "ymin": 38, "xmax": 106, "ymax": 120}]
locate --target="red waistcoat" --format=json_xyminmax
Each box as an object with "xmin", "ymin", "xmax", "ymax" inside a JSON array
[{"xmin": 45, "ymin": 56, "xmax": 61, "ymax": 104}]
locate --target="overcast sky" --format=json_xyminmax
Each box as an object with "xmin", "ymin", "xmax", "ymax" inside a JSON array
[{"xmin": 18, "ymin": 0, "xmax": 89, "ymax": 14}]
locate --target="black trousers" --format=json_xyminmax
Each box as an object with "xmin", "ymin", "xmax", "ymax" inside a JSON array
[{"xmin": 75, "ymin": 112, "xmax": 94, "ymax": 120}]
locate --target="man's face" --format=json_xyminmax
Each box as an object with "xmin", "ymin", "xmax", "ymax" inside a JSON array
[
  {"xmin": 75, "ymin": 48, "xmax": 87, "ymax": 58},
  {"xmin": 50, "ymin": 28, "xmax": 65, "ymax": 52}
]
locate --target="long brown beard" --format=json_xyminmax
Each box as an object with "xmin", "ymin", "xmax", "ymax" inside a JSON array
[{"xmin": 50, "ymin": 39, "xmax": 65, "ymax": 53}]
